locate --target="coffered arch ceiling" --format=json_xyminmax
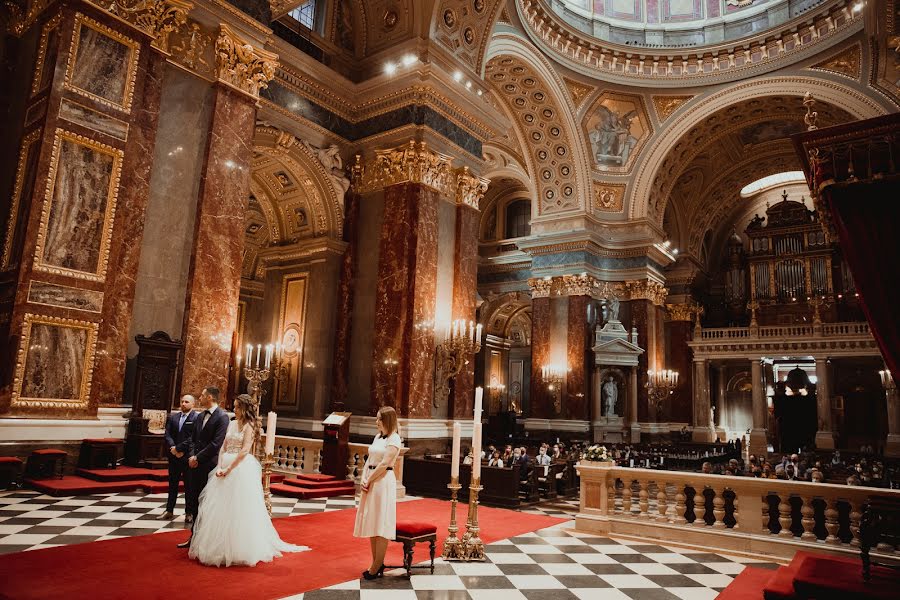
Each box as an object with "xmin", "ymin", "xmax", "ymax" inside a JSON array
[
  {"xmin": 484, "ymin": 34, "xmax": 593, "ymax": 219},
  {"xmin": 628, "ymin": 76, "xmax": 890, "ymax": 225},
  {"xmin": 479, "ymin": 290, "xmax": 533, "ymax": 341},
  {"xmin": 479, "ymin": 174, "xmax": 532, "ymax": 241}
]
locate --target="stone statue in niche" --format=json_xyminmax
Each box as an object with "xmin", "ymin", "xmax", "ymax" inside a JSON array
[
  {"xmin": 603, "ymin": 376, "xmax": 618, "ymax": 417},
  {"xmin": 303, "ymin": 141, "xmax": 350, "ymax": 195},
  {"xmin": 605, "ymin": 296, "xmax": 620, "ymax": 322},
  {"xmin": 589, "ymin": 106, "xmax": 638, "ymax": 167}
]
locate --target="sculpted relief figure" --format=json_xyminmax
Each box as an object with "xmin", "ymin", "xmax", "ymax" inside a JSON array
[
  {"xmin": 606, "ymin": 296, "xmax": 620, "ymax": 322},
  {"xmin": 589, "ymin": 105, "xmax": 639, "ymax": 167},
  {"xmin": 303, "ymin": 142, "xmax": 350, "ymax": 195},
  {"xmin": 603, "ymin": 376, "xmax": 618, "ymax": 417}
]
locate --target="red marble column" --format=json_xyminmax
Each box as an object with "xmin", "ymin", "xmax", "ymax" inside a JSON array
[
  {"xmin": 666, "ymin": 319, "xmax": 694, "ymax": 424},
  {"xmin": 450, "ymin": 203, "xmax": 480, "ymax": 418},
  {"xmin": 92, "ymin": 50, "xmax": 164, "ymax": 406},
  {"xmin": 530, "ymin": 296, "xmax": 551, "ymax": 418},
  {"xmin": 330, "ymin": 190, "xmax": 360, "ymax": 410},
  {"xmin": 566, "ymin": 294, "xmax": 591, "ymax": 421},
  {"xmin": 370, "ymin": 183, "xmax": 438, "ymax": 418},
  {"xmin": 180, "ymin": 85, "xmax": 255, "ymax": 399},
  {"xmin": 630, "ymin": 299, "xmax": 653, "ymax": 422}
]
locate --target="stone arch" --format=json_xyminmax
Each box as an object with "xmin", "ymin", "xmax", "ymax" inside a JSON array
[
  {"xmin": 484, "ymin": 33, "xmax": 593, "ymax": 220},
  {"xmin": 480, "ymin": 292, "xmax": 532, "ymax": 341},
  {"xmin": 629, "ymin": 76, "xmax": 891, "ymax": 225}
]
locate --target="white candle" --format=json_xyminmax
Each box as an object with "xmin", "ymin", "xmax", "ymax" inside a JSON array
[
  {"xmin": 256, "ymin": 344, "xmax": 261, "ymax": 368},
  {"xmin": 472, "ymin": 420, "xmax": 482, "ymax": 479},
  {"xmin": 475, "ymin": 323, "xmax": 482, "ymax": 342},
  {"xmin": 246, "ymin": 344, "xmax": 252, "ymax": 367},
  {"xmin": 265, "ymin": 411, "xmax": 277, "ymax": 455},
  {"xmin": 474, "ymin": 386, "xmax": 483, "ymax": 422},
  {"xmin": 450, "ymin": 421, "xmax": 461, "ymax": 479},
  {"xmin": 265, "ymin": 344, "xmax": 272, "ymax": 368},
  {"xmin": 275, "ymin": 341, "xmax": 281, "ymax": 359}
]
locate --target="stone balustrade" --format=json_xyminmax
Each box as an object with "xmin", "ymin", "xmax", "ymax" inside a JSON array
[
  {"xmin": 577, "ymin": 462, "xmax": 900, "ymax": 560},
  {"xmin": 690, "ymin": 321, "xmax": 878, "ymax": 359},
  {"xmin": 265, "ymin": 434, "xmax": 408, "ymax": 496}
]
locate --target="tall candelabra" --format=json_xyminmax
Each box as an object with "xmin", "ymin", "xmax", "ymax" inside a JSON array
[
  {"xmin": 462, "ymin": 476, "xmax": 485, "ymax": 560},
  {"xmin": 442, "ymin": 477, "xmax": 463, "ymax": 559},
  {"xmin": 541, "ymin": 365, "xmax": 567, "ymax": 414},
  {"xmin": 434, "ymin": 319, "xmax": 482, "ymax": 407},
  {"xmin": 646, "ymin": 369, "xmax": 678, "ymax": 421}
]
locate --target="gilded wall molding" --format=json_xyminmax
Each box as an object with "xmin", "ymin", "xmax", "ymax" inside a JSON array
[
  {"xmin": 1, "ymin": 129, "xmax": 42, "ymax": 271},
  {"xmin": 527, "ymin": 277, "xmax": 553, "ymax": 298},
  {"xmin": 92, "ymin": 0, "xmax": 192, "ymax": 52},
  {"xmin": 4, "ymin": 0, "xmax": 55, "ymax": 36},
  {"xmin": 666, "ymin": 302, "xmax": 701, "ymax": 322},
  {"xmin": 560, "ymin": 272, "xmax": 595, "ymax": 296},
  {"xmin": 215, "ymin": 23, "xmax": 278, "ymax": 99}
]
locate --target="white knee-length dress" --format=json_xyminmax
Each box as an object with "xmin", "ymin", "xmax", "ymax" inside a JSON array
[{"xmin": 353, "ymin": 431, "xmax": 402, "ymax": 539}]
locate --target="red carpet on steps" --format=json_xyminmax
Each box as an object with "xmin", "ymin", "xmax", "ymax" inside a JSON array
[
  {"xmin": 271, "ymin": 473, "xmax": 356, "ymax": 499},
  {"xmin": 717, "ymin": 566, "xmax": 776, "ymax": 600},
  {"xmin": 0, "ymin": 497, "xmax": 566, "ymax": 600}
]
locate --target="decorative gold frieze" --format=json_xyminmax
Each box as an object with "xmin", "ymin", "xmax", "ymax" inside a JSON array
[
  {"xmin": 456, "ymin": 166, "xmax": 489, "ymax": 210},
  {"xmin": 351, "ymin": 141, "xmax": 455, "ymax": 196},
  {"xmin": 169, "ymin": 21, "xmax": 213, "ymax": 75},
  {"xmin": 651, "ymin": 95, "xmax": 693, "ymax": 122},
  {"xmin": 666, "ymin": 302, "xmax": 701, "ymax": 322},
  {"xmin": 5, "ymin": 0, "xmax": 55, "ymax": 36},
  {"xmin": 562, "ymin": 77, "xmax": 594, "ymax": 108},
  {"xmin": 214, "ymin": 23, "xmax": 278, "ymax": 99},
  {"xmin": 528, "ymin": 277, "xmax": 554, "ymax": 299},
  {"xmin": 11, "ymin": 313, "xmax": 99, "ymax": 411},
  {"xmin": 810, "ymin": 44, "xmax": 861, "ymax": 80},
  {"xmin": 625, "ymin": 280, "xmax": 668, "ymax": 306},
  {"xmin": 31, "ymin": 11, "xmax": 63, "ymax": 96},
  {"xmin": 96, "ymin": 0, "xmax": 192, "ymax": 52},
  {"xmin": 593, "ymin": 182, "xmax": 626, "ymax": 212},
  {"xmin": 560, "ymin": 273, "xmax": 595, "ymax": 297}
]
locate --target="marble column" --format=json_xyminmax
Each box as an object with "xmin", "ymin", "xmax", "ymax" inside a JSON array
[
  {"xmin": 0, "ymin": 3, "xmax": 172, "ymax": 417},
  {"xmin": 566, "ymin": 294, "xmax": 591, "ymax": 421},
  {"xmin": 814, "ymin": 357, "xmax": 836, "ymax": 449},
  {"xmin": 179, "ymin": 85, "xmax": 257, "ymax": 398},
  {"xmin": 530, "ymin": 295, "xmax": 552, "ymax": 419},
  {"xmin": 664, "ymin": 312, "xmax": 694, "ymax": 424},
  {"xmin": 749, "ymin": 358, "xmax": 768, "ymax": 456},
  {"xmin": 370, "ymin": 183, "xmax": 439, "ymax": 418},
  {"xmin": 449, "ymin": 203, "xmax": 480, "ymax": 418},
  {"xmin": 630, "ymin": 367, "xmax": 640, "ymax": 442},
  {"xmin": 630, "ymin": 299, "xmax": 653, "ymax": 422},
  {"xmin": 692, "ymin": 359, "xmax": 712, "ymax": 442},
  {"xmin": 330, "ymin": 190, "xmax": 361, "ymax": 410}
]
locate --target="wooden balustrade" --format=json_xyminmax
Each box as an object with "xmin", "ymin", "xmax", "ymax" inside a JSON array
[
  {"xmin": 577, "ymin": 462, "xmax": 900, "ymax": 561},
  {"xmin": 266, "ymin": 434, "xmax": 408, "ymax": 497}
]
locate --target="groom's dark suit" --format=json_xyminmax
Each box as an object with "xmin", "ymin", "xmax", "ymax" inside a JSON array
[
  {"xmin": 186, "ymin": 405, "xmax": 229, "ymax": 519},
  {"xmin": 163, "ymin": 409, "xmax": 196, "ymax": 513}
]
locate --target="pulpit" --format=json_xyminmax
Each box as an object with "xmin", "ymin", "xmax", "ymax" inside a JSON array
[
  {"xmin": 321, "ymin": 412, "xmax": 351, "ymax": 478},
  {"xmin": 125, "ymin": 332, "xmax": 183, "ymax": 467}
]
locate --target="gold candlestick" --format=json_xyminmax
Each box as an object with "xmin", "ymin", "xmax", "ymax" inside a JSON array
[
  {"xmin": 462, "ymin": 476, "xmax": 485, "ymax": 561},
  {"xmin": 262, "ymin": 452, "xmax": 275, "ymax": 516},
  {"xmin": 442, "ymin": 477, "xmax": 463, "ymax": 559}
]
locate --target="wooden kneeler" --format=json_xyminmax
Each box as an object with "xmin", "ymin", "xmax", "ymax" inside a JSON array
[{"xmin": 389, "ymin": 522, "xmax": 437, "ymax": 578}]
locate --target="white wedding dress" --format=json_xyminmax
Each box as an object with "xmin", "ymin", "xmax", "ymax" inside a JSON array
[{"xmin": 189, "ymin": 420, "xmax": 309, "ymax": 567}]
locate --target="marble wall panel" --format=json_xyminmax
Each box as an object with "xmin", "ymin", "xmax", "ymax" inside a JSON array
[
  {"xmin": 434, "ymin": 201, "xmax": 456, "ymax": 418},
  {"xmin": 37, "ymin": 131, "xmax": 121, "ymax": 279},
  {"xmin": 180, "ymin": 87, "xmax": 255, "ymax": 398},
  {"xmin": 567, "ymin": 295, "xmax": 591, "ymax": 421},
  {"xmin": 449, "ymin": 205, "xmax": 479, "ymax": 418},
  {"xmin": 330, "ymin": 191, "xmax": 360, "ymax": 410},
  {"xmin": 370, "ymin": 183, "xmax": 438, "ymax": 419},
  {"xmin": 27, "ymin": 281, "xmax": 103, "ymax": 312},
  {"xmin": 530, "ymin": 296, "xmax": 551, "ymax": 419},
  {"xmin": 298, "ymin": 255, "xmax": 342, "ymax": 419},
  {"xmin": 32, "ymin": 14, "xmax": 62, "ymax": 97},
  {"xmin": 13, "ymin": 315, "xmax": 97, "ymax": 413},
  {"xmin": 59, "ymin": 99, "xmax": 129, "ymax": 141},
  {"xmin": 346, "ymin": 191, "xmax": 383, "ymax": 415},
  {"xmin": 274, "ymin": 274, "xmax": 308, "ymax": 412},
  {"xmin": 1, "ymin": 130, "xmax": 42, "ymax": 270},
  {"xmin": 66, "ymin": 16, "xmax": 138, "ymax": 112},
  {"xmin": 92, "ymin": 51, "xmax": 164, "ymax": 406}
]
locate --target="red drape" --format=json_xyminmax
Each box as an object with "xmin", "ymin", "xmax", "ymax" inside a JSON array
[{"xmin": 826, "ymin": 180, "xmax": 900, "ymax": 381}]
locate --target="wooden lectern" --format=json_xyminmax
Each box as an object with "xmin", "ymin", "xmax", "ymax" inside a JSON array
[{"xmin": 321, "ymin": 412, "xmax": 351, "ymax": 478}]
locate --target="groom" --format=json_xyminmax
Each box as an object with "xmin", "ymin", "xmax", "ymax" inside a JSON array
[{"xmin": 177, "ymin": 386, "xmax": 229, "ymax": 548}]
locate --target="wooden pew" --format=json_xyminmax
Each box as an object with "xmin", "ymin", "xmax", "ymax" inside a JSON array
[{"xmin": 403, "ymin": 457, "xmax": 523, "ymax": 508}]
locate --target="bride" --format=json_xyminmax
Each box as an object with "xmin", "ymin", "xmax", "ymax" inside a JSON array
[{"xmin": 189, "ymin": 394, "xmax": 309, "ymax": 567}]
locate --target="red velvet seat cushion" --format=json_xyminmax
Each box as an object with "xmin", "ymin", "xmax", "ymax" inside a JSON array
[
  {"xmin": 83, "ymin": 438, "xmax": 121, "ymax": 444},
  {"xmin": 0, "ymin": 457, "xmax": 22, "ymax": 464},
  {"xmin": 32, "ymin": 449, "xmax": 67, "ymax": 456},
  {"xmin": 396, "ymin": 522, "xmax": 437, "ymax": 537}
]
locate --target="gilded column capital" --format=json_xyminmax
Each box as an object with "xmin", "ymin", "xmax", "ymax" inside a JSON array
[
  {"xmin": 456, "ymin": 166, "xmax": 489, "ymax": 210},
  {"xmin": 665, "ymin": 302, "xmax": 701, "ymax": 322},
  {"xmin": 528, "ymin": 277, "xmax": 554, "ymax": 299},
  {"xmin": 98, "ymin": 0, "xmax": 193, "ymax": 52},
  {"xmin": 214, "ymin": 23, "xmax": 278, "ymax": 99},
  {"xmin": 351, "ymin": 141, "xmax": 455, "ymax": 196},
  {"xmin": 560, "ymin": 273, "xmax": 595, "ymax": 297},
  {"xmin": 594, "ymin": 280, "xmax": 626, "ymax": 300},
  {"xmin": 5, "ymin": 0, "xmax": 53, "ymax": 36},
  {"xmin": 625, "ymin": 279, "xmax": 668, "ymax": 306}
]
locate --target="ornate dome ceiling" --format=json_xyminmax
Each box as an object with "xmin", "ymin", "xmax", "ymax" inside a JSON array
[{"xmin": 550, "ymin": 0, "xmax": 830, "ymax": 48}]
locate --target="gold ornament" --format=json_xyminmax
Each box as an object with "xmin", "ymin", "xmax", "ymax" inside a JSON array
[{"xmin": 215, "ymin": 23, "xmax": 278, "ymax": 98}]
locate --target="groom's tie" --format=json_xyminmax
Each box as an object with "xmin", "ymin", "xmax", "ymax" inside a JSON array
[{"xmin": 201, "ymin": 409, "xmax": 211, "ymax": 430}]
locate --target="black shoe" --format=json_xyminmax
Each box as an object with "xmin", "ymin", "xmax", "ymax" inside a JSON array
[
  {"xmin": 362, "ymin": 565, "xmax": 385, "ymax": 580},
  {"xmin": 176, "ymin": 538, "xmax": 191, "ymax": 549}
]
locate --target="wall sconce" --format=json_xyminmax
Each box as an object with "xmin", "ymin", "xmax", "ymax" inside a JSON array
[
  {"xmin": 646, "ymin": 368, "xmax": 678, "ymax": 421},
  {"xmin": 433, "ymin": 319, "xmax": 482, "ymax": 408},
  {"xmin": 541, "ymin": 364, "xmax": 568, "ymax": 414},
  {"xmin": 487, "ymin": 381, "xmax": 506, "ymax": 414}
]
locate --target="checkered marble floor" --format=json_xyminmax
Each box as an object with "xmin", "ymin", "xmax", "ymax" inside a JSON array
[
  {"xmin": 280, "ymin": 521, "xmax": 782, "ymax": 600},
  {"xmin": 0, "ymin": 489, "xmax": 363, "ymax": 554},
  {"xmin": 0, "ymin": 489, "xmax": 780, "ymax": 599}
]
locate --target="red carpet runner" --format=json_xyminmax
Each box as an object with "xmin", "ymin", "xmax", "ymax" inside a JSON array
[{"xmin": 0, "ymin": 498, "xmax": 565, "ymax": 600}]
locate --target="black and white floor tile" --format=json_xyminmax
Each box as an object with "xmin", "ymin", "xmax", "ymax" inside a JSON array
[{"xmin": 0, "ymin": 489, "xmax": 779, "ymax": 599}]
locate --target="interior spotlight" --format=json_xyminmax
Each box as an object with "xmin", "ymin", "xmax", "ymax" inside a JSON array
[
  {"xmin": 453, "ymin": 70, "xmax": 463, "ymax": 82},
  {"xmin": 401, "ymin": 54, "xmax": 417, "ymax": 67},
  {"xmin": 384, "ymin": 62, "xmax": 397, "ymax": 75}
]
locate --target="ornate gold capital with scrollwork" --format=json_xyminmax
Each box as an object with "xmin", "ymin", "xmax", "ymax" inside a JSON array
[
  {"xmin": 666, "ymin": 302, "xmax": 701, "ymax": 322},
  {"xmin": 625, "ymin": 279, "xmax": 668, "ymax": 306},
  {"xmin": 93, "ymin": 0, "xmax": 193, "ymax": 52},
  {"xmin": 528, "ymin": 277, "xmax": 554, "ymax": 299},
  {"xmin": 456, "ymin": 166, "xmax": 489, "ymax": 210},
  {"xmin": 215, "ymin": 23, "xmax": 278, "ymax": 99},
  {"xmin": 560, "ymin": 273, "xmax": 595, "ymax": 297}
]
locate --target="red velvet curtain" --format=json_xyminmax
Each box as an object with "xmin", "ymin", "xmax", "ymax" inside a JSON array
[{"xmin": 826, "ymin": 180, "xmax": 900, "ymax": 381}]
